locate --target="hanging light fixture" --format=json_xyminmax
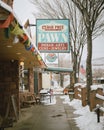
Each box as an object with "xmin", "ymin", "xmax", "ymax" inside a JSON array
[{"xmin": 19, "ymin": 61, "xmax": 24, "ymax": 77}]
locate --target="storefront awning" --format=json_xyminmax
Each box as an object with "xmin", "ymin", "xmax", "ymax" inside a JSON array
[
  {"xmin": 44, "ymin": 67, "xmax": 73, "ymax": 73},
  {"xmin": 0, "ymin": 1, "xmax": 46, "ymax": 69}
]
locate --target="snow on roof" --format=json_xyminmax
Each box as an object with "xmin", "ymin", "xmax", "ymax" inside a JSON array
[{"xmin": 0, "ymin": 1, "xmax": 13, "ymax": 12}]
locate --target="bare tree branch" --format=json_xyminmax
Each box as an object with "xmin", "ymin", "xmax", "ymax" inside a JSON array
[
  {"xmin": 30, "ymin": 0, "xmax": 88, "ymax": 84},
  {"xmin": 71, "ymin": 0, "xmax": 104, "ymax": 105}
]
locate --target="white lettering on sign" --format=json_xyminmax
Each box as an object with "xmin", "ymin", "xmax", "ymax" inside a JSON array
[
  {"xmin": 36, "ymin": 19, "xmax": 70, "ymax": 52},
  {"xmin": 38, "ymin": 33, "xmax": 67, "ymax": 43}
]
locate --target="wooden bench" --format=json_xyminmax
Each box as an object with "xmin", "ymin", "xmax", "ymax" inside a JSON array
[
  {"xmin": 32, "ymin": 94, "xmax": 41, "ymax": 104},
  {"xmin": 20, "ymin": 93, "xmax": 41, "ymax": 107},
  {"xmin": 22, "ymin": 95, "xmax": 36, "ymax": 106}
]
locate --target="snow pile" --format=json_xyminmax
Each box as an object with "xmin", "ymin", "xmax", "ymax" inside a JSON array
[
  {"xmin": 91, "ymin": 84, "xmax": 103, "ymax": 91},
  {"xmin": 62, "ymin": 95, "xmax": 104, "ymax": 130}
]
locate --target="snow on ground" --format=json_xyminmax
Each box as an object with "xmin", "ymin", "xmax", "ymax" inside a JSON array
[
  {"xmin": 44, "ymin": 93, "xmax": 104, "ymax": 130},
  {"xmin": 42, "ymin": 86, "xmax": 104, "ymax": 130},
  {"xmin": 60, "ymin": 95, "xmax": 104, "ymax": 130},
  {"xmin": 51, "ymin": 85, "xmax": 64, "ymax": 95},
  {"xmin": 41, "ymin": 95, "xmax": 56, "ymax": 105}
]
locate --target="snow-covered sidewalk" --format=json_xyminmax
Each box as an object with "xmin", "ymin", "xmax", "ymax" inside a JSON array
[
  {"xmin": 60, "ymin": 95, "xmax": 104, "ymax": 130},
  {"xmin": 40, "ymin": 89, "xmax": 104, "ymax": 130}
]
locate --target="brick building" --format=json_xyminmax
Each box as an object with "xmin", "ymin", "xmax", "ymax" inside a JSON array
[{"xmin": 0, "ymin": 0, "xmax": 46, "ymax": 120}]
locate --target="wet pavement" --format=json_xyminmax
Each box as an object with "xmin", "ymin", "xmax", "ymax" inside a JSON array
[{"xmin": 6, "ymin": 96, "xmax": 80, "ymax": 130}]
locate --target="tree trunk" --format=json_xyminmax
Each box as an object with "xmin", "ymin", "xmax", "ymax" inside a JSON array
[
  {"xmin": 60, "ymin": 74, "xmax": 64, "ymax": 87},
  {"xmin": 70, "ymin": 54, "xmax": 79, "ymax": 90},
  {"xmin": 73, "ymin": 54, "xmax": 78, "ymax": 83},
  {"xmin": 86, "ymin": 28, "xmax": 92, "ymax": 105},
  {"xmin": 70, "ymin": 72, "xmax": 74, "ymax": 90}
]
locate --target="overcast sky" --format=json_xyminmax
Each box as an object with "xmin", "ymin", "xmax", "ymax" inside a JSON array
[{"xmin": 13, "ymin": 0, "xmax": 104, "ymax": 61}]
